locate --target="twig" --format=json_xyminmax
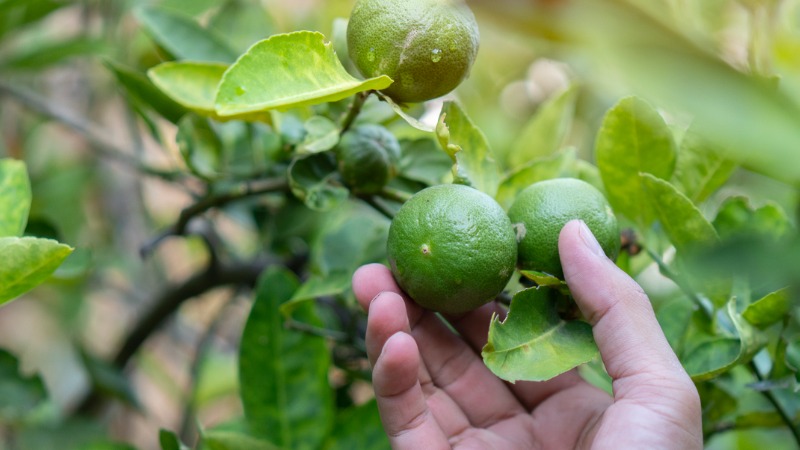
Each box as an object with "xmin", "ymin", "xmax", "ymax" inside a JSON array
[
  {"xmin": 749, "ymin": 361, "xmax": 800, "ymax": 446},
  {"xmin": 380, "ymin": 186, "xmax": 412, "ymax": 204},
  {"xmin": 0, "ymin": 80, "xmax": 182, "ymax": 181},
  {"xmin": 140, "ymin": 177, "xmax": 288, "ymax": 257},
  {"xmin": 339, "ymin": 91, "xmax": 369, "ymax": 134}
]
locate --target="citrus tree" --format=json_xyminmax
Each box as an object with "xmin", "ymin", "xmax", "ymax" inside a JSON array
[{"xmin": 0, "ymin": 0, "xmax": 798, "ymax": 449}]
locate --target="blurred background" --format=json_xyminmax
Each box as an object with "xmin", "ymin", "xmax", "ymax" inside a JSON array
[{"xmin": 0, "ymin": 0, "xmax": 798, "ymax": 449}]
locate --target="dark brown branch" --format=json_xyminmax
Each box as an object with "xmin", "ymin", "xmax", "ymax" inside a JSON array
[{"xmin": 140, "ymin": 177, "xmax": 289, "ymax": 257}]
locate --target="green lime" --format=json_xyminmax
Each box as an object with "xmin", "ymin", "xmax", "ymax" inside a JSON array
[
  {"xmin": 346, "ymin": 0, "xmax": 479, "ymax": 104},
  {"xmin": 336, "ymin": 124, "xmax": 401, "ymax": 194},
  {"xmin": 508, "ymin": 178, "xmax": 620, "ymax": 279},
  {"xmin": 387, "ymin": 184, "xmax": 517, "ymax": 314}
]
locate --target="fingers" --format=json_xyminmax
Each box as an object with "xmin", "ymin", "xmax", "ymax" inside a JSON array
[
  {"xmin": 372, "ymin": 332, "xmax": 450, "ymax": 449},
  {"xmin": 558, "ymin": 220, "xmax": 701, "ymax": 434},
  {"xmin": 354, "ymin": 266, "xmax": 527, "ymax": 429},
  {"xmin": 558, "ymin": 220, "xmax": 686, "ymax": 380}
]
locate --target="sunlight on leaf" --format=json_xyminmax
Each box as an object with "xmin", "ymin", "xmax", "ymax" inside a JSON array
[
  {"xmin": 0, "ymin": 237, "xmax": 73, "ymax": 306},
  {"xmin": 215, "ymin": 31, "xmax": 392, "ymax": 116},
  {"xmin": 0, "ymin": 159, "xmax": 31, "ymax": 238}
]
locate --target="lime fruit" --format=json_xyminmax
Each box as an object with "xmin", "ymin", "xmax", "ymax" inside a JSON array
[
  {"xmin": 346, "ymin": 0, "xmax": 479, "ymax": 104},
  {"xmin": 386, "ymin": 184, "xmax": 517, "ymax": 314},
  {"xmin": 508, "ymin": 178, "xmax": 620, "ymax": 279},
  {"xmin": 336, "ymin": 124, "xmax": 401, "ymax": 194}
]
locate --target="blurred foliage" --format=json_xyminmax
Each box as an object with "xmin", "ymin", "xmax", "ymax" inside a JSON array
[{"xmin": 0, "ymin": 0, "xmax": 798, "ymax": 449}]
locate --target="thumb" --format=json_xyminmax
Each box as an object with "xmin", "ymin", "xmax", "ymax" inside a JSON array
[{"xmin": 558, "ymin": 220, "xmax": 697, "ymax": 399}]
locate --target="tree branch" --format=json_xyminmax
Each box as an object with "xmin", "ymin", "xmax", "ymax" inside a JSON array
[
  {"xmin": 140, "ymin": 176, "xmax": 289, "ymax": 257},
  {"xmin": 0, "ymin": 80, "xmax": 182, "ymax": 181}
]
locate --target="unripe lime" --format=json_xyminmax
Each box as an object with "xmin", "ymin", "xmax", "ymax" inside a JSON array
[
  {"xmin": 336, "ymin": 124, "xmax": 401, "ymax": 194},
  {"xmin": 387, "ymin": 184, "xmax": 517, "ymax": 314},
  {"xmin": 508, "ymin": 178, "xmax": 620, "ymax": 279},
  {"xmin": 347, "ymin": 0, "xmax": 479, "ymax": 103}
]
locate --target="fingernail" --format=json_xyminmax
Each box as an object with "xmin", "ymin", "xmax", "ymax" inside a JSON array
[{"xmin": 578, "ymin": 220, "xmax": 606, "ymax": 258}]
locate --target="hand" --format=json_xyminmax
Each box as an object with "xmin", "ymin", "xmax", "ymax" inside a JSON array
[{"xmin": 352, "ymin": 220, "xmax": 702, "ymax": 449}]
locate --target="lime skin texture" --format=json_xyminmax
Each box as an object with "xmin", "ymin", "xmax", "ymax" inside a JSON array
[
  {"xmin": 508, "ymin": 178, "xmax": 620, "ymax": 279},
  {"xmin": 336, "ymin": 124, "xmax": 401, "ymax": 194},
  {"xmin": 347, "ymin": 0, "xmax": 479, "ymax": 103},
  {"xmin": 386, "ymin": 184, "xmax": 518, "ymax": 315}
]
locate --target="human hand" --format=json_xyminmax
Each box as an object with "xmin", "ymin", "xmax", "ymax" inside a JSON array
[{"xmin": 352, "ymin": 220, "xmax": 702, "ymax": 449}]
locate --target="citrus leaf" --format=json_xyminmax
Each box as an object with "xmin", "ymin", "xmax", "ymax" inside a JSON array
[
  {"xmin": 639, "ymin": 173, "xmax": 718, "ymax": 253},
  {"xmin": 208, "ymin": 0, "xmax": 276, "ymax": 54},
  {"xmin": 596, "ymin": 96, "xmax": 676, "ymax": 227},
  {"xmin": 324, "ymin": 400, "xmax": 390, "ymax": 450},
  {"xmin": 0, "ymin": 349, "xmax": 46, "ymax": 421},
  {"xmin": 672, "ymin": 128, "xmax": 737, "ymax": 204},
  {"xmin": 378, "ymin": 93, "xmax": 435, "ymax": 132},
  {"xmin": 158, "ymin": 429, "xmax": 186, "ymax": 450},
  {"xmin": 713, "ymin": 197, "xmax": 792, "ymax": 241},
  {"xmin": 298, "ymin": 116, "xmax": 340, "ymax": 155},
  {"xmin": 0, "ymin": 37, "xmax": 106, "ymax": 70},
  {"xmin": 397, "ymin": 138, "xmax": 452, "ymax": 186},
  {"xmin": 683, "ymin": 299, "xmax": 767, "ymax": 381},
  {"xmin": 239, "ymin": 267, "xmax": 333, "ymax": 450},
  {"xmin": 519, "ymin": 270, "xmax": 567, "ymax": 289},
  {"xmin": 202, "ymin": 431, "xmax": 280, "ymax": 450},
  {"xmin": 148, "ymin": 62, "xmax": 228, "ymax": 117},
  {"xmin": 135, "ymin": 6, "xmax": 237, "ymax": 63},
  {"xmin": 176, "ymin": 115, "xmax": 223, "ymax": 179},
  {"xmin": 482, "ymin": 288, "xmax": 598, "ymax": 382},
  {"xmin": 495, "ymin": 148, "xmax": 576, "ymax": 210},
  {"xmin": 215, "ymin": 31, "xmax": 392, "ymax": 116},
  {"xmin": 280, "ymin": 272, "xmax": 352, "ymax": 317},
  {"xmin": 506, "ymin": 86, "xmax": 578, "ymax": 170},
  {"xmin": 436, "ymin": 102, "xmax": 501, "ymax": 197},
  {"xmin": 104, "ymin": 60, "xmax": 188, "ymax": 124},
  {"xmin": 287, "ymin": 153, "xmax": 349, "ymax": 212},
  {"xmin": 0, "ymin": 0, "xmax": 64, "ymax": 40},
  {"xmin": 742, "ymin": 287, "xmax": 791, "ymax": 329},
  {"xmin": 0, "ymin": 237, "xmax": 73, "ymax": 306},
  {"xmin": 0, "ymin": 159, "xmax": 31, "ymax": 237}
]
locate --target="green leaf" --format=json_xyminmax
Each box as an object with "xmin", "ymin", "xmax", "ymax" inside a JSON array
[
  {"xmin": 288, "ymin": 153, "xmax": 349, "ymax": 212},
  {"xmin": 158, "ymin": 429, "xmax": 186, "ymax": 450},
  {"xmin": 310, "ymin": 205, "xmax": 389, "ymax": 276},
  {"xmin": 0, "ymin": 237, "xmax": 73, "ymax": 306},
  {"xmin": 215, "ymin": 31, "xmax": 392, "ymax": 116},
  {"xmin": 239, "ymin": 267, "xmax": 333, "ymax": 450},
  {"xmin": 0, "ymin": 159, "xmax": 31, "ymax": 237},
  {"xmin": 639, "ymin": 174, "xmax": 718, "ymax": 253},
  {"xmin": 298, "ymin": 116, "xmax": 340, "ymax": 154},
  {"xmin": 324, "ymin": 400, "xmax": 390, "ymax": 450},
  {"xmin": 596, "ymin": 97, "xmax": 677, "ymax": 227},
  {"xmin": 286, "ymin": 273, "xmax": 351, "ymax": 306},
  {"xmin": 0, "ymin": 37, "xmax": 106, "ymax": 70},
  {"xmin": 148, "ymin": 62, "xmax": 228, "ymax": 118},
  {"xmin": 0, "ymin": 0, "xmax": 63, "ymax": 40},
  {"xmin": 482, "ymin": 288, "xmax": 598, "ymax": 382},
  {"xmin": 742, "ymin": 287, "xmax": 790, "ymax": 329},
  {"xmin": 208, "ymin": 0, "xmax": 276, "ymax": 54},
  {"xmin": 683, "ymin": 299, "xmax": 766, "ymax": 381},
  {"xmin": 135, "ymin": 6, "xmax": 237, "ymax": 63},
  {"xmin": 80, "ymin": 350, "xmax": 139, "ymax": 409},
  {"xmin": 202, "ymin": 430, "xmax": 280, "ymax": 450},
  {"xmin": 506, "ymin": 86, "xmax": 578, "ymax": 170},
  {"xmin": 495, "ymin": 148, "xmax": 576, "ymax": 210},
  {"xmin": 397, "ymin": 138, "xmax": 453, "ymax": 186},
  {"xmin": 655, "ymin": 297, "xmax": 695, "ymax": 355},
  {"xmin": 176, "ymin": 115, "xmax": 223, "ymax": 179},
  {"xmin": 519, "ymin": 270, "xmax": 568, "ymax": 290},
  {"xmin": 0, "ymin": 349, "xmax": 46, "ymax": 421},
  {"xmin": 104, "ymin": 60, "xmax": 188, "ymax": 124},
  {"xmin": 713, "ymin": 197, "xmax": 792, "ymax": 241},
  {"xmin": 436, "ymin": 102, "xmax": 501, "ymax": 197},
  {"xmin": 671, "ymin": 128, "xmax": 737, "ymax": 204}
]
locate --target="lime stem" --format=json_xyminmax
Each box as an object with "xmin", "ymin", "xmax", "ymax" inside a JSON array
[{"xmin": 340, "ymin": 91, "xmax": 370, "ymax": 135}]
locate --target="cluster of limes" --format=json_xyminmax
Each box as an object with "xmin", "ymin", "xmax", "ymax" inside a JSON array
[
  {"xmin": 387, "ymin": 180, "xmax": 620, "ymax": 314},
  {"xmin": 343, "ymin": 0, "xmax": 620, "ymax": 314}
]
